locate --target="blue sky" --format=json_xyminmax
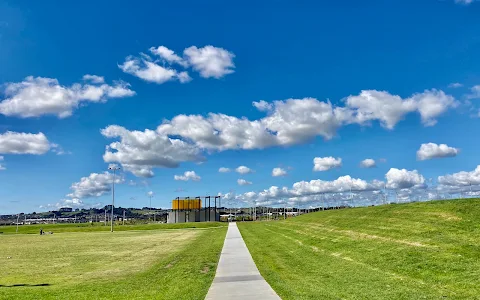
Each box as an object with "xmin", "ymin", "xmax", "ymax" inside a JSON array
[{"xmin": 1, "ymin": 0, "xmax": 480, "ymax": 214}]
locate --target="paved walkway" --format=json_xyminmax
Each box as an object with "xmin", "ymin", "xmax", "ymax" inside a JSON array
[{"xmin": 205, "ymin": 222, "xmax": 281, "ymax": 300}]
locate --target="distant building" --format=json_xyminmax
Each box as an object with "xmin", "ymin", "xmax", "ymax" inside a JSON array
[{"xmin": 59, "ymin": 207, "xmax": 73, "ymax": 212}]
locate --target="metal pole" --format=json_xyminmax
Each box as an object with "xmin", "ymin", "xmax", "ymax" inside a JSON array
[
  {"xmin": 123, "ymin": 210, "xmax": 125, "ymax": 225},
  {"xmin": 16, "ymin": 214, "xmax": 20, "ymax": 233},
  {"xmin": 111, "ymin": 169, "xmax": 115, "ymax": 232},
  {"xmin": 108, "ymin": 166, "xmax": 120, "ymax": 232}
]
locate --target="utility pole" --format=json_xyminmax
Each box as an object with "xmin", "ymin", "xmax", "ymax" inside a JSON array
[
  {"xmin": 104, "ymin": 209, "xmax": 107, "ymax": 226},
  {"xmin": 16, "ymin": 214, "xmax": 20, "ymax": 233},
  {"xmin": 108, "ymin": 165, "xmax": 120, "ymax": 232},
  {"xmin": 123, "ymin": 209, "xmax": 126, "ymax": 225}
]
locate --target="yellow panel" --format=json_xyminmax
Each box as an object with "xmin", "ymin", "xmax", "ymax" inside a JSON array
[{"xmin": 172, "ymin": 199, "xmax": 202, "ymax": 210}]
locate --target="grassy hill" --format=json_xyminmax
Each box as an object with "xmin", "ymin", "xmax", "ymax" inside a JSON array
[{"xmin": 238, "ymin": 198, "xmax": 480, "ymax": 300}]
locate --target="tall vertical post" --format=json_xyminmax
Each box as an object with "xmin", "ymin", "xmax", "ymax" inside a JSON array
[
  {"xmin": 208, "ymin": 196, "xmax": 211, "ymax": 221},
  {"xmin": 108, "ymin": 165, "xmax": 120, "ymax": 232},
  {"xmin": 123, "ymin": 209, "xmax": 125, "ymax": 225},
  {"xmin": 16, "ymin": 214, "xmax": 20, "ymax": 233}
]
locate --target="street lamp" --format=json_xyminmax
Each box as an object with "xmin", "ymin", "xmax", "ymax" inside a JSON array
[{"xmin": 108, "ymin": 165, "xmax": 121, "ymax": 232}]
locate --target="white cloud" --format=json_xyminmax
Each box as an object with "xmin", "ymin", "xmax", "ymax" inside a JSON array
[
  {"xmin": 226, "ymin": 175, "xmax": 385, "ymax": 206},
  {"xmin": 448, "ymin": 82, "xmax": 463, "ymax": 88},
  {"xmin": 237, "ymin": 179, "xmax": 252, "ymax": 186},
  {"xmin": 438, "ymin": 165, "xmax": 480, "ymax": 187},
  {"xmin": 120, "ymin": 45, "xmax": 234, "ymax": 84},
  {"xmin": 412, "ymin": 90, "xmax": 458, "ymax": 126},
  {"xmin": 82, "ymin": 74, "xmax": 105, "ymax": 84},
  {"xmin": 272, "ymin": 167, "xmax": 287, "ymax": 177},
  {"xmin": 219, "ymin": 167, "xmax": 231, "ymax": 173},
  {"xmin": 467, "ymin": 85, "xmax": 480, "ymax": 99},
  {"xmin": 157, "ymin": 91, "xmax": 456, "ymax": 152},
  {"xmin": 252, "ymin": 100, "xmax": 273, "ymax": 112},
  {"xmin": 236, "ymin": 166, "xmax": 253, "ymax": 174},
  {"xmin": 344, "ymin": 89, "xmax": 457, "ymax": 128},
  {"xmin": 67, "ymin": 172, "xmax": 124, "ymax": 199},
  {"xmin": 416, "ymin": 143, "xmax": 459, "ymax": 161},
  {"xmin": 0, "ymin": 76, "xmax": 135, "ymax": 118},
  {"xmin": 104, "ymin": 88, "xmax": 458, "ymax": 177},
  {"xmin": 41, "ymin": 198, "xmax": 104, "ymax": 210},
  {"xmin": 385, "ymin": 168, "xmax": 425, "ymax": 189},
  {"xmin": 0, "ymin": 131, "xmax": 51, "ymax": 154},
  {"xmin": 101, "ymin": 125, "xmax": 204, "ymax": 177},
  {"xmin": 360, "ymin": 158, "xmax": 376, "ymax": 168},
  {"xmin": 290, "ymin": 176, "xmax": 384, "ymax": 196},
  {"xmin": 149, "ymin": 46, "xmax": 188, "ymax": 67},
  {"xmin": 0, "ymin": 156, "xmax": 5, "ymax": 170},
  {"xmin": 183, "ymin": 46, "xmax": 235, "ymax": 78},
  {"xmin": 313, "ymin": 156, "xmax": 342, "ymax": 171},
  {"xmin": 174, "ymin": 171, "xmax": 201, "ymax": 181},
  {"xmin": 119, "ymin": 56, "xmax": 186, "ymax": 84}
]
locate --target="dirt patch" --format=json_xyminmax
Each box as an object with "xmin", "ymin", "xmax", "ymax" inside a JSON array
[
  {"xmin": 165, "ymin": 260, "xmax": 177, "ymax": 269},
  {"xmin": 200, "ymin": 266, "xmax": 210, "ymax": 274}
]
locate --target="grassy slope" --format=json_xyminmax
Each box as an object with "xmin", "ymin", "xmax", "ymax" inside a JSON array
[
  {"xmin": 0, "ymin": 226, "xmax": 227, "ymax": 300},
  {"xmin": 238, "ymin": 199, "xmax": 480, "ymax": 300},
  {"xmin": 0, "ymin": 221, "xmax": 226, "ymax": 234}
]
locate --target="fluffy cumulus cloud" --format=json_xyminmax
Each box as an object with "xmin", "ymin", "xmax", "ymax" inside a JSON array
[
  {"xmin": 119, "ymin": 45, "xmax": 235, "ymax": 84},
  {"xmin": 237, "ymin": 179, "xmax": 252, "ymax": 186},
  {"xmin": 272, "ymin": 167, "xmax": 287, "ymax": 177},
  {"xmin": 313, "ymin": 157, "xmax": 342, "ymax": 171},
  {"xmin": 183, "ymin": 46, "xmax": 235, "ymax": 78},
  {"xmin": 438, "ymin": 165, "xmax": 480, "ymax": 188},
  {"xmin": 0, "ymin": 131, "xmax": 51, "ymax": 154},
  {"xmin": 101, "ymin": 125, "xmax": 204, "ymax": 177},
  {"xmin": 67, "ymin": 172, "xmax": 124, "ymax": 199},
  {"xmin": 236, "ymin": 166, "xmax": 253, "ymax": 174},
  {"xmin": 0, "ymin": 156, "xmax": 5, "ymax": 170},
  {"xmin": 344, "ymin": 89, "xmax": 457, "ymax": 128},
  {"xmin": 360, "ymin": 158, "xmax": 376, "ymax": 168},
  {"xmin": 219, "ymin": 167, "xmax": 231, "ymax": 173},
  {"xmin": 416, "ymin": 143, "xmax": 459, "ymax": 161},
  {"xmin": 104, "ymin": 88, "xmax": 458, "ymax": 177},
  {"xmin": 225, "ymin": 175, "xmax": 385, "ymax": 206},
  {"xmin": 0, "ymin": 76, "xmax": 135, "ymax": 118},
  {"xmin": 174, "ymin": 171, "xmax": 201, "ymax": 181},
  {"xmin": 385, "ymin": 168, "xmax": 425, "ymax": 189}
]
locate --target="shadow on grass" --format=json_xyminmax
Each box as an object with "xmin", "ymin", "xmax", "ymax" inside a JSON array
[{"xmin": 0, "ymin": 283, "xmax": 51, "ymax": 288}]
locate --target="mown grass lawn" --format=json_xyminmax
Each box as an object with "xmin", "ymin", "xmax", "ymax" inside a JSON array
[
  {"xmin": 0, "ymin": 224, "xmax": 227, "ymax": 300},
  {"xmin": 238, "ymin": 199, "xmax": 480, "ymax": 300},
  {"xmin": 0, "ymin": 221, "xmax": 226, "ymax": 234}
]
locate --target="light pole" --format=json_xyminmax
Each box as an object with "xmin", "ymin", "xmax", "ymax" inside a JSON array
[{"xmin": 108, "ymin": 165, "xmax": 120, "ymax": 232}]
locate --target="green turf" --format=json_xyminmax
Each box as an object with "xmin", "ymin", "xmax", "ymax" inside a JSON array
[
  {"xmin": 0, "ymin": 226, "xmax": 227, "ymax": 299},
  {"xmin": 0, "ymin": 221, "xmax": 226, "ymax": 234},
  {"xmin": 238, "ymin": 198, "xmax": 480, "ymax": 300}
]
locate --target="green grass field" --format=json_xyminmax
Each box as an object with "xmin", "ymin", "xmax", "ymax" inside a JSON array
[
  {"xmin": 238, "ymin": 199, "xmax": 480, "ymax": 300},
  {"xmin": 0, "ymin": 221, "xmax": 225, "ymax": 234},
  {"xmin": 0, "ymin": 223, "xmax": 227, "ymax": 300}
]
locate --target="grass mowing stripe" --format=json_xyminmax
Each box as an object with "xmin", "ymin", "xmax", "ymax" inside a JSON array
[{"xmin": 239, "ymin": 199, "xmax": 480, "ymax": 299}]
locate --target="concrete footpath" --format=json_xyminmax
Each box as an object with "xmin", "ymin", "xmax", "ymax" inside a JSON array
[{"xmin": 205, "ymin": 222, "xmax": 281, "ymax": 300}]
